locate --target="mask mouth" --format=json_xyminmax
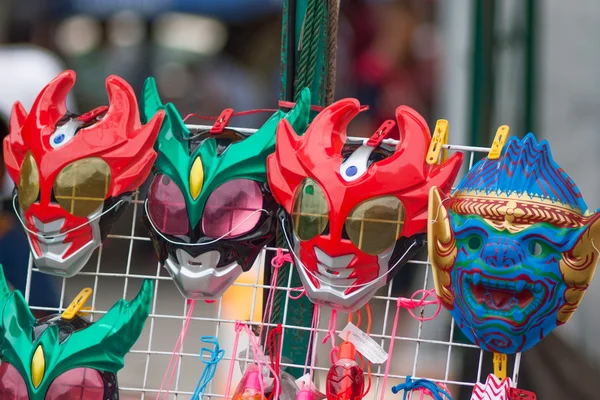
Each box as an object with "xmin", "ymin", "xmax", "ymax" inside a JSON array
[{"xmin": 464, "ymin": 272, "xmax": 544, "ymax": 318}]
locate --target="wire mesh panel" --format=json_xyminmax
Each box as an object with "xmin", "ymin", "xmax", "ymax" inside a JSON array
[{"xmin": 22, "ymin": 128, "xmax": 520, "ymax": 400}]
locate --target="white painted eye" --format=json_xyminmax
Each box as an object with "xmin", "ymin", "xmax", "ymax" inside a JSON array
[
  {"xmin": 340, "ymin": 145, "xmax": 375, "ymax": 182},
  {"xmin": 49, "ymin": 119, "xmax": 83, "ymax": 149}
]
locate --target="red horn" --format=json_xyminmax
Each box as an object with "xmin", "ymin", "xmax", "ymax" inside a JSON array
[
  {"xmin": 301, "ymin": 98, "xmax": 361, "ymax": 159},
  {"xmin": 29, "ymin": 70, "xmax": 75, "ymax": 129}
]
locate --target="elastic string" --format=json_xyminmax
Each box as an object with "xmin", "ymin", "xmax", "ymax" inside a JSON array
[
  {"xmin": 243, "ymin": 324, "xmax": 280, "ymax": 399},
  {"xmin": 391, "ymin": 376, "xmax": 452, "ymax": 400},
  {"xmin": 191, "ymin": 336, "xmax": 225, "ymax": 400},
  {"xmin": 260, "ymin": 249, "xmax": 291, "ymax": 348},
  {"xmin": 183, "ymin": 108, "xmax": 278, "ymax": 122},
  {"xmin": 158, "ymin": 300, "xmax": 196, "ymax": 399},
  {"xmin": 379, "ymin": 290, "xmax": 441, "ymax": 400},
  {"xmin": 224, "ymin": 322, "xmax": 244, "ymax": 400},
  {"xmin": 266, "ymin": 325, "xmax": 283, "ymax": 400},
  {"xmin": 304, "ymin": 304, "xmax": 319, "ymax": 379},
  {"xmin": 322, "ymin": 309, "xmax": 338, "ymax": 364},
  {"xmin": 288, "ymin": 287, "xmax": 306, "ymax": 300}
]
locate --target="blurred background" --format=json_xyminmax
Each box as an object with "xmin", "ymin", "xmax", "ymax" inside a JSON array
[{"xmin": 0, "ymin": 0, "xmax": 599, "ymax": 399}]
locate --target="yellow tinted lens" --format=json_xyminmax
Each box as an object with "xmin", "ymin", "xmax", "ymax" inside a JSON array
[
  {"xmin": 292, "ymin": 178, "xmax": 329, "ymax": 241},
  {"xmin": 18, "ymin": 152, "xmax": 40, "ymax": 211},
  {"xmin": 54, "ymin": 158, "xmax": 111, "ymax": 217},
  {"xmin": 345, "ymin": 196, "xmax": 404, "ymax": 255}
]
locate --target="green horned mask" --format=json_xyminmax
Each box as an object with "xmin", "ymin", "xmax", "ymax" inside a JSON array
[
  {"xmin": 140, "ymin": 77, "xmax": 311, "ymax": 300},
  {"xmin": 0, "ymin": 265, "xmax": 153, "ymax": 399}
]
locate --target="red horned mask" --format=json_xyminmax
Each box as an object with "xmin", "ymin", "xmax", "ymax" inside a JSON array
[
  {"xmin": 267, "ymin": 99, "xmax": 463, "ymax": 311},
  {"xmin": 4, "ymin": 70, "xmax": 164, "ymax": 277}
]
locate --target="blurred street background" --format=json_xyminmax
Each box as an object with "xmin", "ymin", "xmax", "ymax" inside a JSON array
[{"xmin": 0, "ymin": 0, "xmax": 599, "ymax": 399}]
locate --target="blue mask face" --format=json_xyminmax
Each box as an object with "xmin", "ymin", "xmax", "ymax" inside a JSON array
[{"xmin": 428, "ymin": 134, "xmax": 600, "ymax": 353}]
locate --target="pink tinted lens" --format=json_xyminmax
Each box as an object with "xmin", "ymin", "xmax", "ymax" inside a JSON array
[
  {"xmin": 202, "ymin": 179, "xmax": 263, "ymax": 238},
  {"xmin": 0, "ymin": 363, "xmax": 28, "ymax": 399},
  {"xmin": 148, "ymin": 174, "xmax": 189, "ymax": 235},
  {"xmin": 46, "ymin": 368, "xmax": 104, "ymax": 400}
]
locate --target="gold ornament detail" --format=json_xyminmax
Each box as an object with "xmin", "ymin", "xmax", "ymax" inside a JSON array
[
  {"xmin": 557, "ymin": 216, "xmax": 600, "ymax": 323},
  {"xmin": 427, "ymin": 187, "xmax": 456, "ymax": 307}
]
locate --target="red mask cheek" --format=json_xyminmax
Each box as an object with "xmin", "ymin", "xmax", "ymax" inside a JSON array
[
  {"xmin": 297, "ymin": 237, "xmax": 382, "ymax": 294},
  {"xmin": 46, "ymin": 368, "xmax": 105, "ymax": 400},
  {"xmin": 24, "ymin": 203, "xmax": 94, "ymax": 259},
  {"xmin": 0, "ymin": 363, "xmax": 28, "ymax": 399}
]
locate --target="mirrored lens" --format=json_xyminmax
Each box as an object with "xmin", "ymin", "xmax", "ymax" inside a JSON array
[
  {"xmin": 345, "ymin": 196, "xmax": 404, "ymax": 255},
  {"xmin": 202, "ymin": 179, "xmax": 263, "ymax": 238},
  {"xmin": 148, "ymin": 174, "xmax": 189, "ymax": 235},
  {"xmin": 45, "ymin": 367, "xmax": 104, "ymax": 400},
  {"xmin": 18, "ymin": 151, "xmax": 40, "ymax": 211},
  {"xmin": 54, "ymin": 158, "xmax": 111, "ymax": 217},
  {"xmin": 292, "ymin": 178, "xmax": 329, "ymax": 241},
  {"xmin": 0, "ymin": 363, "xmax": 28, "ymax": 399}
]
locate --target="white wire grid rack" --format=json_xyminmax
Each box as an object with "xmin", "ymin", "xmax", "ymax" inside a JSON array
[{"xmin": 21, "ymin": 127, "xmax": 521, "ymax": 400}]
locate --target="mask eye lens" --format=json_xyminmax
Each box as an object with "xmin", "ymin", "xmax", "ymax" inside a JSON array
[
  {"xmin": 0, "ymin": 363, "xmax": 28, "ymax": 399},
  {"xmin": 467, "ymin": 235, "xmax": 483, "ymax": 251},
  {"xmin": 17, "ymin": 151, "xmax": 40, "ymax": 212},
  {"xmin": 292, "ymin": 178, "xmax": 329, "ymax": 241},
  {"xmin": 46, "ymin": 367, "xmax": 104, "ymax": 399},
  {"xmin": 202, "ymin": 179, "xmax": 263, "ymax": 239},
  {"xmin": 54, "ymin": 158, "xmax": 111, "ymax": 217},
  {"xmin": 148, "ymin": 174, "xmax": 189, "ymax": 235},
  {"xmin": 345, "ymin": 196, "xmax": 404, "ymax": 255}
]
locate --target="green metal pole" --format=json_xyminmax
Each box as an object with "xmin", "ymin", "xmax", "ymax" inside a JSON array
[
  {"xmin": 469, "ymin": 0, "xmax": 496, "ymax": 148},
  {"xmin": 271, "ymin": 0, "xmax": 332, "ymax": 379}
]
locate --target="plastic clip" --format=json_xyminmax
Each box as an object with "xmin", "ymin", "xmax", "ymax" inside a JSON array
[
  {"xmin": 426, "ymin": 120, "xmax": 448, "ymax": 165},
  {"xmin": 493, "ymin": 352, "xmax": 508, "ymax": 380},
  {"xmin": 210, "ymin": 108, "xmax": 234, "ymax": 134},
  {"xmin": 77, "ymin": 106, "xmax": 109, "ymax": 123},
  {"xmin": 366, "ymin": 120, "xmax": 395, "ymax": 147},
  {"xmin": 488, "ymin": 125, "xmax": 509, "ymax": 160},
  {"xmin": 509, "ymin": 388, "xmax": 537, "ymax": 400},
  {"xmin": 62, "ymin": 288, "xmax": 93, "ymax": 321}
]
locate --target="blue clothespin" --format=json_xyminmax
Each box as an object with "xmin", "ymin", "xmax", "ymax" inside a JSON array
[
  {"xmin": 391, "ymin": 376, "xmax": 452, "ymax": 400},
  {"xmin": 191, "ymin": 336, "xmax": 225, "ymax": 400}
]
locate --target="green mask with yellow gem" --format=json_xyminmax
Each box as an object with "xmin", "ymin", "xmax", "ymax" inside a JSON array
[{"xmin": 140, "ymin": 78, "xmax": 311, "ymax": 300}]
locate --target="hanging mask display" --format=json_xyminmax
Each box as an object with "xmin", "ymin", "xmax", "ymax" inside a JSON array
[
  {"xmin": 267, "ymin": 99, "xmax": 463, "ymax": 311},
  {"xmin": 428, "ymin": 133, "xmax": 600, "ymax": 353},
  {"xmin": 140, "ymin": 78, "xmax": 311, "ymax": 300},
  {"xmin": 3, "ymin": 70, "xmax": 164, "ymax": 277},
  {"xmin": 0, "ymin": 265, "xmax": 153, "ymax": 399}
]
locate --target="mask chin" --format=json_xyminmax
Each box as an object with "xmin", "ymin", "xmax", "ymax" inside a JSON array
[
  {"xmin": 164, "ymin": 249, "xmax": 242, "ymax": 300},
  {"xmin": 279, "ymin": 208, "xmax": 426, "ymax": 312},
  {"xmin": 26, "ymin": 195, "xmax": 131, "ymax": 278}
]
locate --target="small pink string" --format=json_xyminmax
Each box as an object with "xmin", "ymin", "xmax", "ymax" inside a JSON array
[
  {"xmin": 379, "ymin": 289, "xmax": 441, "ymax": 400},
  {"xmin": 259, "ymin": 249, "xmax": 292, "ymax": 345},
  {"xmin": 224, "ymin": 321, "xmax": 244, "ymax": 400},
  {"xmin": 157, "ymin": 300, "xmax": 196, "ymax": 399},
  {"xmin": 288, "ymin": 287, "xmax": 306, "ymax": 300},
  {"xmin": 303, "ymin": 304, "xmax": 319, "ymax": 380},
  {"xmin": 417, "ymin": 382, "xmax": 450, "ymax": 399},
  {"xmin": 242, "ymin": 324, "xmax": 280, "ymax": 399},
  {"xmin": 321, "ymin": 309, "xmax": 339, "ymax": 364}
]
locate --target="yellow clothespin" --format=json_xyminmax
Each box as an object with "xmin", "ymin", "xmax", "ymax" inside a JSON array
[
  {"xmin": 61, "ymin": 288, "xmax": 93, "ymax": 321},
  {"xmin": 488, "ymin": 125, "xmax": 509, "ymax": 160},
  {"xmin": 493, "ymin": 352, "xmax": 508, "ymax": 380},
  {"xmin": 426, "ymin": 119, "xmax": 448, "ymax": 165}
]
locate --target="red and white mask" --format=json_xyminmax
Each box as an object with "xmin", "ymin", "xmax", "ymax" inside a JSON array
[
  {"xmin": 267, "ymin": 99, "xmax": 463, "ymax": 311},
  {"xmin": 4, "ymin": 70, "xmax": 164, "ymax": 277}
]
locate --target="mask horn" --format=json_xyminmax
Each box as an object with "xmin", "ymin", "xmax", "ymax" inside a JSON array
[
  {"xmin": 10, "ymin": 101, "xmax": 28, "ymax": 134},
  {"xmin": 90, "ymin": 75, "xmax": 141, "ymax": 137},
  {"xmin": 558, "ymin": 215, "xmax": 600, "ymax": 324},
  {"xmin": 302, "ymin": 98, "xmax": 360, "ymax": 159},
  {"xmin": 29, "ymin": 70, "xmax": 75, "ymax": 129},
  {"xmin": 427, "ymin": 186, "xmax": 456, "ymax": 307}
]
